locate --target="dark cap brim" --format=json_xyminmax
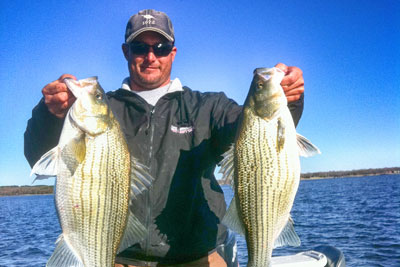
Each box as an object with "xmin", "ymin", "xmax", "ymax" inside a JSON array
[{"xmin": 126, "ymin": 28, "xmax": 174, "ymax": 43}]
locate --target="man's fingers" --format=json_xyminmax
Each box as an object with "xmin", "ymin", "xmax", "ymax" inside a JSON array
[
  {"xmin": 281, "ymin": 67, "xmax": 303, "ymax": 87},
  {"xmin": 44, "ymin": 91, "xmax": 69, "ymax": 105},
  {"xmin": 42, "ymin": 81, "xmax": 67, "ymax": 95},
  {"xmin": 282, "ymin": 77, "xmax": 304, "ymax": 92},
  {"xmin": 275, "ymin": 63, "xmax": 289, "ymax": 73},
  {"xmin": 42, "ymin": 74, "xmax": 77, "ymax": 95},
  {"xmin": 283, "ymin": 87, "xmax": 304, "ymax": 96},
  {"xmin": 286, "ymin": 95, "xmax": 302, "ymax": 102},
  {"xmin": 275, "ymin": 63, "xmax": 304, "ymax": 103}
]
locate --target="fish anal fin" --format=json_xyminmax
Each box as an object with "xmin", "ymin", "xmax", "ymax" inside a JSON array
[
  {"xmin": 222, "ymin": 196, "xmax": 246, "ymax": 236},
  {"xmin": 117, "ymin": 211, "xmax": 148, "ymax": 253},
  {"xmin": 46, "ymin": 235, "xmax": 84, "ymax": 267},
  {"xmin": 296, "ymin": 133, "xmax": 321, "ymax": 157},
  {"xmin": 274, "ymin": 216, "xmax": 301, "ymax": 248}
]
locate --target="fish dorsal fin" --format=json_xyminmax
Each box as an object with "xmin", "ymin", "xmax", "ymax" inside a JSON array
[
  {"xmin": 218, "ymin": 145, "xmax": 235, "ymax": 188},
  {"xmin": 222, "ymin": 196, "xmax": 246, "ymax": 236},
  {"xmin": 130, "ymin": 157, "xmax": 154, "ymax": 198},
  {"xmin": 31, "ymin": 146, "xmax": 59, "ymax": 181},
  {"xmin": 117, "ymin": 211, "xmax": 148, "ymax": 253},
  {"xmin": 46, "ymin": 235, "xmax": 84, "ymax": 267},
  {"xmin": 274, "ymin": 216, "xmax": 301, "ymax": 248},
  {"xmin": 296, "ymin": 133, "xmax": 321, "ymax": 157}
]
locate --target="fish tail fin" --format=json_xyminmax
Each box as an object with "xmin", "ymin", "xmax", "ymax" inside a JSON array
[
  {"xmin": 296, "ymin": 133, "xmax": 321, "ymax": 157},
  {"xmin": 47, "ymin": 235, "xmax": 84, "ymax": 267},
  {"xmin": 222, "ymin": 196, "xmax": 246, "ymax": 236},
  {"xmin": 130, "ymin": 157, "xmax": 154, "ymax": 198},
  {"xmin": 274, "ymin": 216, "xmax": 301, "ymax": 248},
  {"xmin": 218, "ymin": 145, "xmax": 235, "ymax": 187},
  {"xmin": 31, "ymin": 146, "xmax": 59, "ymax": 182},
  {"xmin": 118, "ymin": 211, "xmax": 148, "ymax": 253}
]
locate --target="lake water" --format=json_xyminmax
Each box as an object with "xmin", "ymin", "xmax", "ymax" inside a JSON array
[{"xmin": 0, "ymin": 175, "xmax": 399, "ymax": 266}]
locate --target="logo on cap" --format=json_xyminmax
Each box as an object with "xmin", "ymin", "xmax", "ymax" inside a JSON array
[{"xmin": 142, "ymin": 14, "xmax": 156, "ymax": 25}]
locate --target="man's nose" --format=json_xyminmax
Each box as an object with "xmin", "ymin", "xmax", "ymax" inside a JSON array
[{"xmin": 145, "ymin": 48, "xmax": 157, "ymax": 61}]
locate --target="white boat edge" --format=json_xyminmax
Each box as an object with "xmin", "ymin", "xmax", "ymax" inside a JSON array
[{"xmin": 271, "ymin": 250, "xmax": 328, "ymax": 267}]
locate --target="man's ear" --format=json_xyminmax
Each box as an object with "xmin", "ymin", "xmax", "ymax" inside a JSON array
[{"xmin": 122, "ymin": 43, "xmax": 130, "ymax": 61}]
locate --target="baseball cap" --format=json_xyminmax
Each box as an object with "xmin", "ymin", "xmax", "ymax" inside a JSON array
[{"xmin": 125, "ymin": 9, "xmax": 175, "ymax": 43}]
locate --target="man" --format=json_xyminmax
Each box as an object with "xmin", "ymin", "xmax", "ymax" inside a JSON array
[{"xmin": 24, "ymin": 9, "xmax": 305, "ymax": 267}]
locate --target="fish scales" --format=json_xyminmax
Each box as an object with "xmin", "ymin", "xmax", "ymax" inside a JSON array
[
  {"xmin": 31, "ymin": 77, "xmax": 152, "ymax": 267},
  {"xmin": 235, "ymin": 105, "xmax": 299, "ymax": 266},
  {"xmin": 57, "ymin": 113, "xmax": 131, "ymax": 266},
  {"xmin": 221, "ymin": 68, "xmax": 319, "ymax": 267}
]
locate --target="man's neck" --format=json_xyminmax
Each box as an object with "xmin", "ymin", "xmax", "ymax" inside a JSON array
[{"xmin": 130, "ymin": 78, "xmax": 171, "ymax": 92}]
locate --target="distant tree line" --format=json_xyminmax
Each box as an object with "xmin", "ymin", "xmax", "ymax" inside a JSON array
[
  {"xmin": 301, "ymin": 167, "xmax": 400, "ymax": 179},
  {"xmin": 0, "ymin": 185, "xmax": 53, "ymax": 196},
  {"xmin": 2, "ymin": 167, "xmax": 399, "ymax": 195}
]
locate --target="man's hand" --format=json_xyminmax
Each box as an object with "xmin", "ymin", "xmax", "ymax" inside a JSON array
[
  {"xmin": 42, "ymin": 74, "xmax": 77, "ymax": 118},
  {"xmin": 275, "ymin": 63, "xmax": 304, "ymax": 103}
]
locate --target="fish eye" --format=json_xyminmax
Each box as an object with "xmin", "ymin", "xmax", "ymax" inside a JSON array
[
  {"xmin": 257, "ymin": 82, "xmax": 263, "ymax": 89},
  {"xmin": 95, "ymin": 93, "xmax": 103, "ymax": 100}
]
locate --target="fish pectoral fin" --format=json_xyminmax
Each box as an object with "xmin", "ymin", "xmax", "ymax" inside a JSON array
[
  {"xmin": 218, "ymin": 144, "xmax": 235, "ymax": 188},
  {"xmin": 274, "ymin": 216, "xmax": 301, "ymax": 248},
  {"xmin": 296, "ymin": 133, "xmax": 321, "ymax": 157},
  {"xmin": 31, "ymin": 146, "xmax": 60, "ymax": 182},
  {"xmin": 117, "ymin": 211, "xmax": 148, "ymax": 254},
  {"xmin": 130, "ymin": 157, "xmax": 154, "ymax": 199},
  {"xmin": 222, "ymin": 196, "xmax": 246, "ymax": 236},
  {"xmin": 277, "ymin": 118, "xmax": 286, "ymax": 152},
  {"xmin": 60, "ymin": 136, "xmax": 86, "ymax": 175},
  {"xmin": 46, "ymin": 235, "xmax": 84, "ymax": 267}
]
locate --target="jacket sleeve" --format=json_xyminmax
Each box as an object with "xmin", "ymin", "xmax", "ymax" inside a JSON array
[
  {"xmin": 24, "ymin": 98, "xmax": 65, "ymax": 167},
  {"xmin": 211, "ymin": 93, "xmax": 304, "ymax": 161}
]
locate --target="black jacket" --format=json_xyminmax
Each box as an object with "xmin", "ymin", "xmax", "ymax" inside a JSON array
[{"xmin": 24, "ymin": 85, "xmax": 303, "ymax": 264}]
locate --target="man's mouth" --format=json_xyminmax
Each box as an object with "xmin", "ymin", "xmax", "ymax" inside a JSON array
[{"xmin": 141, "ymin": 66, "xmax": 159, "ymax": 73}]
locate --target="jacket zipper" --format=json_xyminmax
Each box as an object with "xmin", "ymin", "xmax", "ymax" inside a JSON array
[{"xmin": 144, "ymin": 106, "xmax": 155, "ymax": 262}]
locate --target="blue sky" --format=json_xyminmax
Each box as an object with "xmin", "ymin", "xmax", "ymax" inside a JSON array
[{"xmin": 1, "ymin": 0, "xmax": 399, "ymax": 186}]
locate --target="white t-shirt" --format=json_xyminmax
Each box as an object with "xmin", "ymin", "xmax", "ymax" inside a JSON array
[{"xmin": 121, "ymin": 78, "xmax": 183, "ymax": 106}]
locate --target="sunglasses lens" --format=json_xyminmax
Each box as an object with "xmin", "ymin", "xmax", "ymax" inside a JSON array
[
  {"xmin": 153, "ymin": 43, "xmax": 173, "ymax": 56},
  {"xmin": 130, "ymin": 43, "xmax": 149, "ymax": 55},
  {"xmin": 129, "ymin": 42, "xmax": 173, "ymax": 56}
]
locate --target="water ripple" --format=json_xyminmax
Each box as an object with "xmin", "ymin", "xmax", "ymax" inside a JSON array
[{"xmin": 1, "ymin": 175, "xmax": 399, "ymax": 266}]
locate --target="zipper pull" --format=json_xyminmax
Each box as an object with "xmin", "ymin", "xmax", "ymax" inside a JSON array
[{"xmin": 145, "ymin": 107, "xmax": 155, "ymax": 135}]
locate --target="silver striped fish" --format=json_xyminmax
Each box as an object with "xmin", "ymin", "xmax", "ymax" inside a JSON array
[
  {"xmin": 31, "ymin": 77, "xmax": 153, "ymax": 267},
  {"xmin": 220, "ymin": 68, "xmax": 320, "ymax": 267}
]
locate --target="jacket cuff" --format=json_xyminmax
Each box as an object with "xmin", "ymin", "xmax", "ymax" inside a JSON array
[{"xmin": 288, "ymin": 93, "xmax": 304, "ymax": 127}]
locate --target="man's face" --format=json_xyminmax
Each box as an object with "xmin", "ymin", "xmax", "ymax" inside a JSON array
[{"xmin": 122, "ymin": 31, "xmax": 177, "ymax": 91}]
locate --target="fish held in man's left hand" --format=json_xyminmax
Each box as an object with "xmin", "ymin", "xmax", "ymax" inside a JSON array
[{"xmin": 219, "ymin": 67, "xmax": 320, "ymax": 267}]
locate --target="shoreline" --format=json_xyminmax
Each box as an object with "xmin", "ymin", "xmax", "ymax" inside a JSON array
[
  {"xmin": 0, "ymin": 193, "xmax": 53, "ymax": 197},
  {"xmin": 300, "ymin": 172, "xmax": 398, "ymax": 180},
  {"xmin": 219, "ymin": 172, "xmax": 399, "ymax": 185},
  {"xmin": 2, "ymin": 171, "xmax": 399, "ymax": 197}
]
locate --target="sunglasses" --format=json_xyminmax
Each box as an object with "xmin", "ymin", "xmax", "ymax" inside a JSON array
[{"xmin": 128, "ymin": 41, "xmax": 174, "ymax": 57}]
